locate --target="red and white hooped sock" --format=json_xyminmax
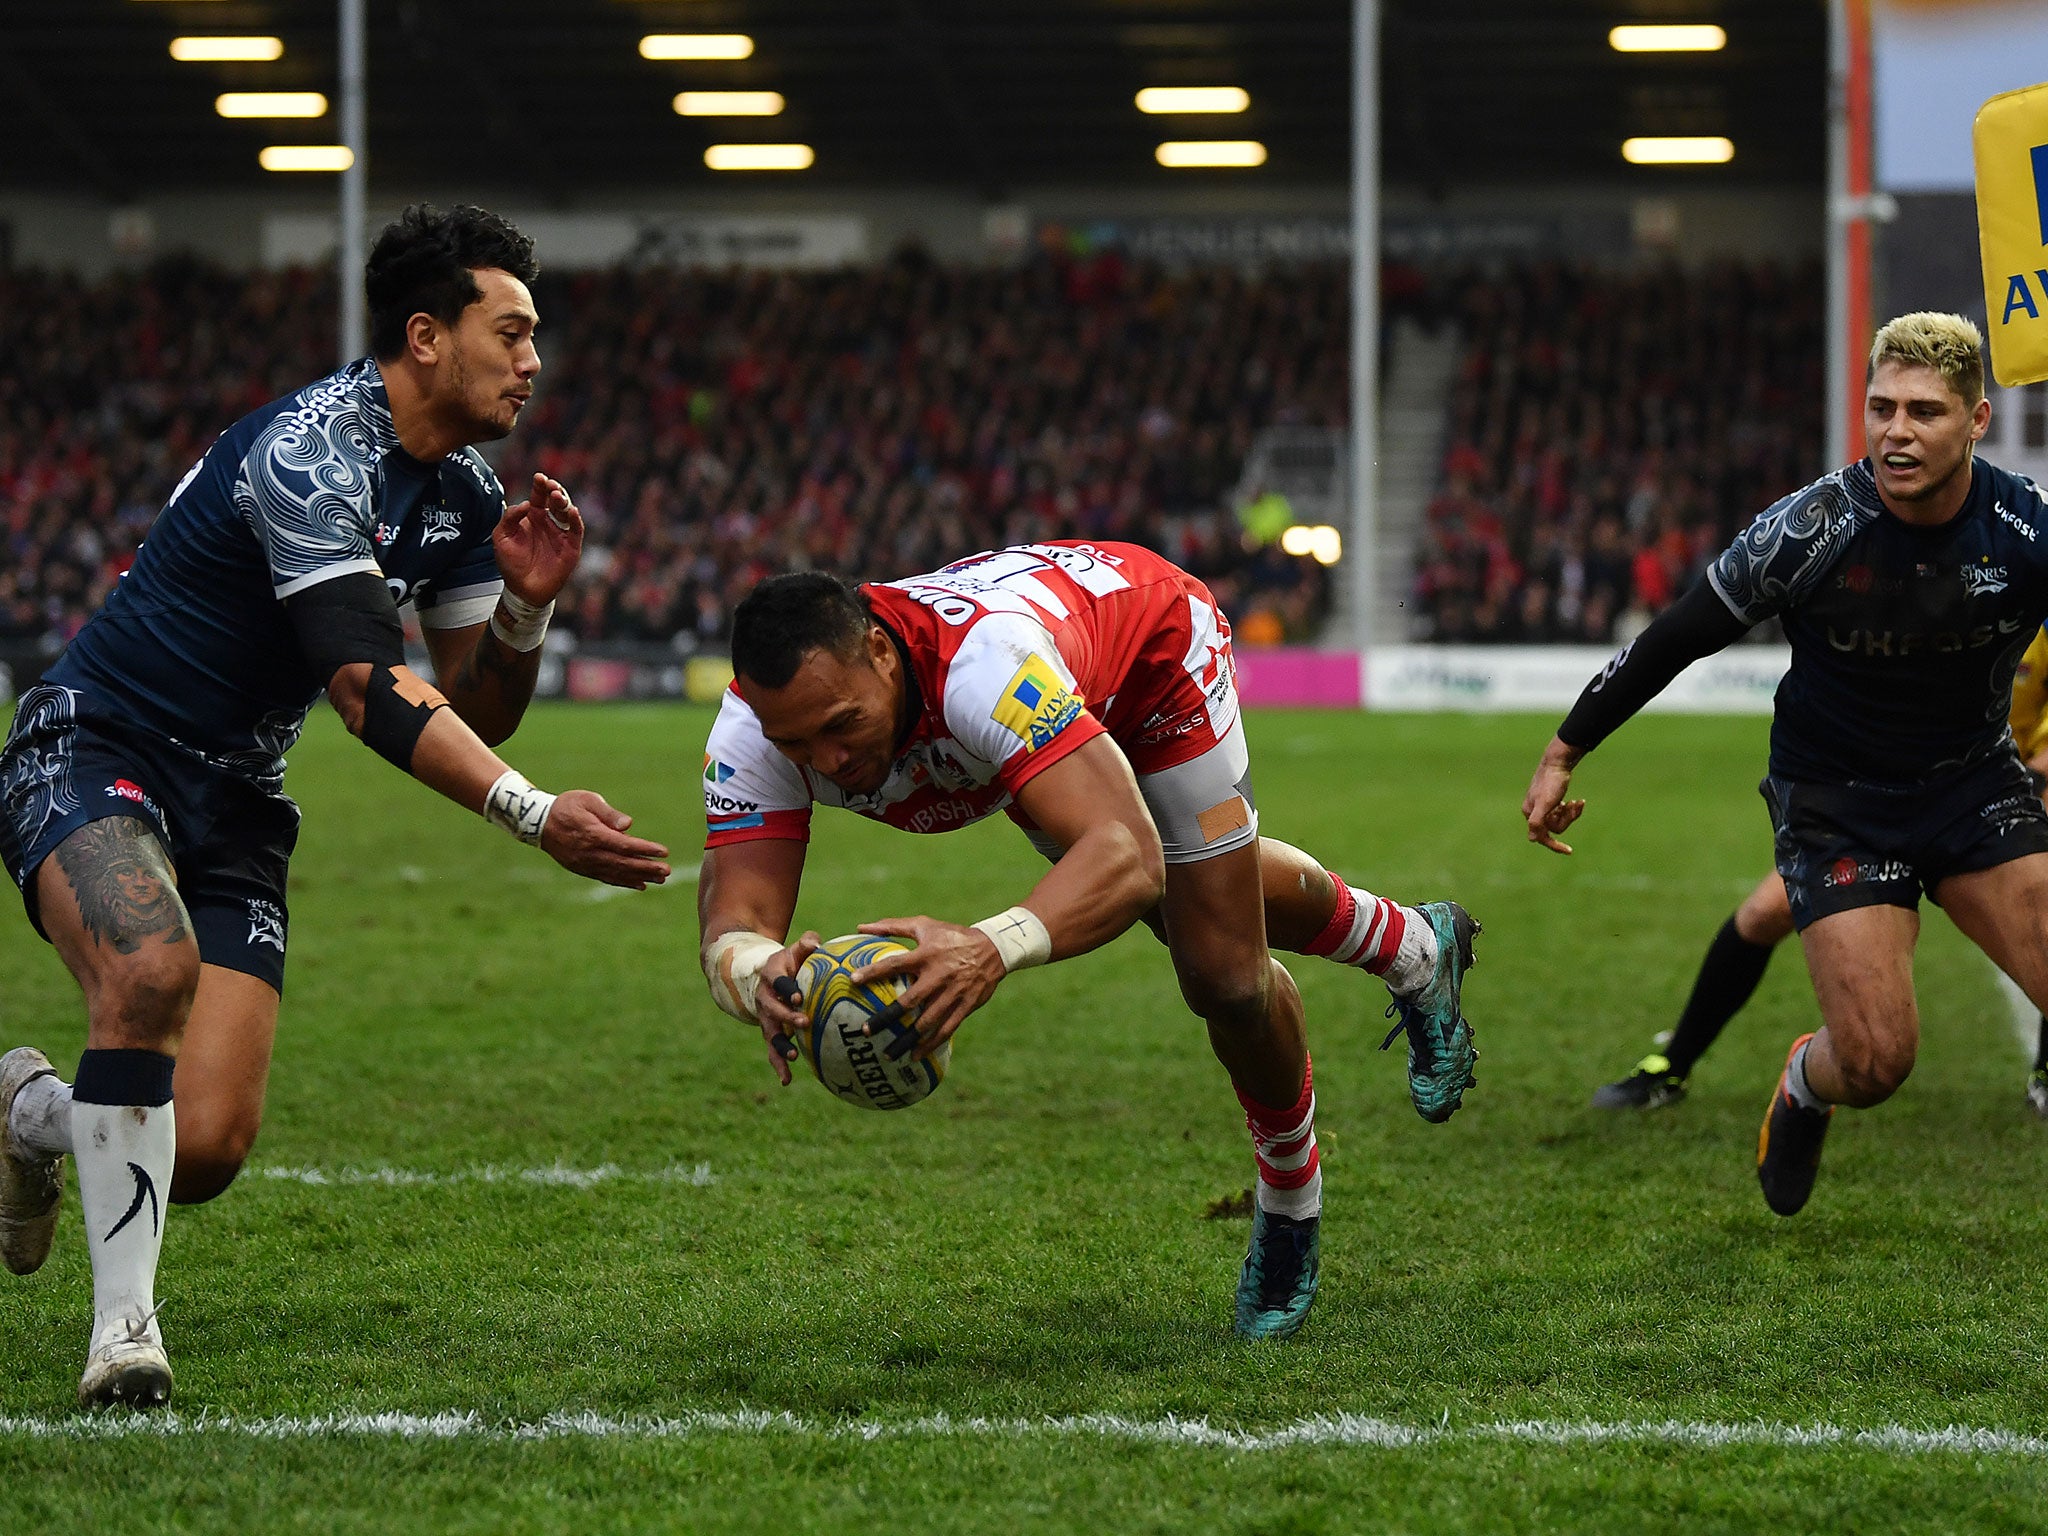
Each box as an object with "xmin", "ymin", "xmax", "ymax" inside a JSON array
[
  {"xmin": 1237, "ymin": 1055, "xmax": 1322, "ymax": 1220},
  {"xmin": 1306, "ymin": 872, "xmax": 1437, "ymax": 995}
]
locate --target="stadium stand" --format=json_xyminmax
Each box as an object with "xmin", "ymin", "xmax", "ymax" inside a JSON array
[
  {"xmin": 1412, "ymin": 258, "xmax": 1825, "ymax": 644},
  {"xmin": 4, "ymin": 249, "xmax": 1828, "ymax": 658},
  {"xmin": 0, "ymin": 261, "xmax": 335, "ymax": 645},
  {"xmin": 0, "ymin": 248, "xmax": 1349, "ymax": 653},
  {"xmin": 507, "ymin": 247, "xmax": 1347, "ymax": 647}
]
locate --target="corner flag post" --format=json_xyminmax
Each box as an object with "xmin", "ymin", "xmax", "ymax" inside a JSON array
[{"xmin": 1826, "ymin": 0, "xmax": 1875, "ymax": 470}]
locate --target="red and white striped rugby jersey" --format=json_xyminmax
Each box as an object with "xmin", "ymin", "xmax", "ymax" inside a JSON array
[{"xmin": 701, "ymin": 541, "xmax": 1239, "ymax": 848}]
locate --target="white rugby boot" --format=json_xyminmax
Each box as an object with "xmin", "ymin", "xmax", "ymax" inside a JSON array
[
  {"xmin": 79, "ymin": 1307, "xmax": 172, "ymax": 1410},
  {"xmin": 0, "ymin": 1047, "xmax": 64, "ymax": 1276}
]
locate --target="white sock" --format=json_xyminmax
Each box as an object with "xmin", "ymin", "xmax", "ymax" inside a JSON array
[
  {"xmin": 1256, "ymin": 1165, "xmax": 1323, "ymax": 1221},
  {"xmin": 1383, "ymin": 914, "xmax": 1440, "ymax": 996},
  {"xmin": 1783, "ymin": 1038, "xmax": 1825, "ymax": 1111},
  {"xmin": 73, "ymin": 1098, "xmax": 175, "ymax": 1346},
  {"xmin": 1311, "ymin": 879, "xmax": 1441, "ymax": 992},
  {"xmin": 9, "ymin": 1073, "xmax": 73, "ymax": 1157}
]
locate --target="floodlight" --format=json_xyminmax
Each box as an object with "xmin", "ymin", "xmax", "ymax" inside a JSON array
[
  {"xmin": 171, "ymin": 37, "xmax": 283, "ymax": 62},
  {"xmin": 704, "ymin": 143, "xmax": 814, "ymax": 171},
  {"xmin": 1608, "ymin": 25, "xmax": 1727, "ymax": 52},
  {"xmin": 675, "ymin": 91, "xmax": 785, "ymax": 116},
  {"xmin": 1281, "ymin": 524, "xmax": 1343, "ymax": 563},
  {"xmin": 1135, "ymin": 87, "xmax": 1249, "ymax": 114},
  {"xmin": 640, "ymin": 35, "xmax": 754, "ymax": 60},
  {"xmin": 259, "ymin": 145, "xmax": 353, "ymax": 172},
  {"xmin": 217, "ymin": 92, "xmax": 327, "ymax": 118},
  {"xmin": 1155, "ymin": 140, "xmax": 1266, "ymax": 168},
  {"xmin": 1622, "ymin": 136, "xmax": 1735, "ymax": 164}
]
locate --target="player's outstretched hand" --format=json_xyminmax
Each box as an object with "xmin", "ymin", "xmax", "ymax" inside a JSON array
[
  {"xmin": 1523, "ymin": 735, "xmax": 1587, "ymax": 855},
  {"xmin": 851, "ymin": 916, "xmax": 1005, "ymax": 1059},
  {"xmin": 495, "ymin": 472, "xmax": 584, "ymax": 606},
  {"xmin": 753, "ymin": 931, "xmax": 821, "ymax": 1087},
  {"xmin": 541, "ymin": 790, "xmax": 670, "ymax": 888}
]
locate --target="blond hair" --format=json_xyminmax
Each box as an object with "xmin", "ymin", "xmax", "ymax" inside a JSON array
[{"xmin": 1868, "ymin": 311, "xmax": 1985, "ymax": 405}]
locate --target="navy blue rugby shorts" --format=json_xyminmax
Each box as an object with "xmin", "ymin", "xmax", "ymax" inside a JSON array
[
  {"xmin": 0, "ymin": 683, "xmax": 299, "ymax": 992},
  {"xmin": 1764, "ymin": 744, "xmax": 2048, "ymax": 931}
]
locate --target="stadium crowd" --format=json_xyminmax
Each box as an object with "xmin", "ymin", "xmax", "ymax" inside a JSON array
[
  {"xmin": 506, "ymin": 248, "xmax": 1344, "ymax": 648},
  {"xmin": 2, "ymin": 248, "xmax": 1831, "ymax": 655},
  {"xmin": 1412, "ymin": 259, "xmax": 1825, "ymax": 644},
  {"xmin": 0, "ymin": 248, "xmax": 1345, "ymax": 652},
  {"xmin": 0, "ymin": 261, "xmax": 336, "ymax": 648}
]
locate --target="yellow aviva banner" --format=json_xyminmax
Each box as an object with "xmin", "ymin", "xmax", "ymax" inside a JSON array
[{"xmin": 1976, "ymin": 81, "xmax": 2048, "ymax": 386}]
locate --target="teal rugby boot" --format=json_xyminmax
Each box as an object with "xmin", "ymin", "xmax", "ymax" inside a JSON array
[
  {"xmin": 1233, "ymin": 1205, "xmax": 1320, "ymax": 1340},
  {"xmin": 1379, "ymin": 901, "xmax": 1480, "ymax": 1124}
]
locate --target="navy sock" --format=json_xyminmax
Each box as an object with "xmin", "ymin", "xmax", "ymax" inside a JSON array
[
  {"xmin": 1664, "ymin": 916, "xmax": 1776, "ymax": 1077},
  {"xmin": 72, "ymin": 1048, "xmax": 175, "ymax": 1108}
]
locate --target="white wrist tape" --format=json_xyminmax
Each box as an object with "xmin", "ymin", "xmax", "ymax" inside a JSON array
[
  {"xmin": 972, "ymin": 906, "xmax": 1052, "ymax": 973},
  {"xmin": 489, "ymin": 591, "xmax": 554, "ymax": 652},
  {"xmin": 705, "ymin": 931, "xmax": 782, "ymax": 1023},
  {"xmin": 483, "ymin": 769, "xmax": 556, "ymax": 845}
]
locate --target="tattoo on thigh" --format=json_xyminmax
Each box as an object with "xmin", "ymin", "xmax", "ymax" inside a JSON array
[{"xmin": 53, "ymin": 819, "xmax": 188, "ymax": 954}]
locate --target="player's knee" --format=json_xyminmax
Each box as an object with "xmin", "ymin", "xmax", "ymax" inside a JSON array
[
  {"xmin": 1180, "ymin": 964, "xmax": 1272, "ymax": 1035},
  {"xmin": 1832, "ymin": 1029, "xmax": 1915, "ymax": 1106},
  {"xmin": 93, "ymin": 946, "xmax": 200, "ymax": 1044},
  {"xmin": 1736, "ymin": 880, "xmax": 1795, "ymax": 945},
  {"xmin": 170, "ymin": 1153, "xmax": 244, "ymax": 1205},
  {"xmin": 171, "ymin": 1113, "xmax": 259, "ymax": 1204}
]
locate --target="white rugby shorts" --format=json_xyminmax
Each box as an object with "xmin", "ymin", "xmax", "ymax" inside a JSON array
[{"xmin": 1015, "ymin": 713, "xmax": 1258, "ymax": 866}]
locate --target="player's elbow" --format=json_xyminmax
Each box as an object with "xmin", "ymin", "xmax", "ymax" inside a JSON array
[
  {"xmin": 327, "ymin": 662, "xmax": 372, "ymax": 737},
  {"xmin": 1109, "ymin": 819, "xmax": 1167, "ymax": 920}
]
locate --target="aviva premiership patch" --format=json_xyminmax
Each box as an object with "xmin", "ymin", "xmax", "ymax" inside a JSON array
[{"xmin": 991, "ymin": 655, "xmax": 1084, "ymax": 751}]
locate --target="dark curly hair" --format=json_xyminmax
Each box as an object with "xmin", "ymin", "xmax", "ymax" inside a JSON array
[
  {"xmin": 364, "ymin": 203, "xmax": 538, "ymax": 360},
  {"xmin": 731, "ymin": 573, "xmax": 872, "ymax": 688}
]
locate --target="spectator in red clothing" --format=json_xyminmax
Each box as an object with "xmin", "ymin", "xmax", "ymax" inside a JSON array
[
  {"xmin": 1630, "ymin": 544, "xmax": 1673, "ymax": 613},
  {"xmin": 1416, "ymin": 258, "xmax": 1823, "ymax": 643},
  {"xmin": 509, "ymin": 247, "xmax": 1345, "ymax": 642},
  {"xmin": 5, "ymin": 249, "xmax": 1362, "ymax": 650}
]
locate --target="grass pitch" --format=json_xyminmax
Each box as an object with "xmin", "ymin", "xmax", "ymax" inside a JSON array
[{"xmin": 3, "ymin": 703, "xmax": 2047, "ymax": 1532}]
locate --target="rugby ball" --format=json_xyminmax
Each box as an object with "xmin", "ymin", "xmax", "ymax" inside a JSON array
[{"xmin": 793, "ymin": 935, "xmax": 949, "ymax": 1110}]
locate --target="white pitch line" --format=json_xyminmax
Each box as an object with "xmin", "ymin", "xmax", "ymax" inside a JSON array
[
  {"xmin": 0, "ymin": 1409, "xmax": 2042, "ymax": 1456},
  {"xmin": 582, "ymin": 864, "xmax": 700, "ymax": 902},
  {"xmin": 250, "ymin": 1162, "xmax": 713, "ymax": 1190}
]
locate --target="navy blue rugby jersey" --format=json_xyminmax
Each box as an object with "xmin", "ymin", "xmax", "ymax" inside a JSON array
[
  {"xmin": 1708, "ymin": 456, "xmax": 2048, "ymax": 787},
  {"xmin": 47, "ymin": 359, "xmax": 505, "ymax": 786}
]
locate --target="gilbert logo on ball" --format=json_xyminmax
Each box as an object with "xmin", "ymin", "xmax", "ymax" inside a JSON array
[
  {"xmin": 794, "ymin": 934, "xmax": 949, "ymax": 1110},
  {"xmin": 1975, "ymin": 81, "xmax": 2048, "ymax": 387}
]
